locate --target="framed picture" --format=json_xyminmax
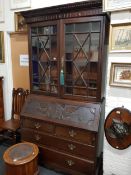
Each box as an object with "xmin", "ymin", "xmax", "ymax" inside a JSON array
[
  {"xmin": 0, "ymin": 32, "xmax": 5, "ymax": 63},
  {"xmin": 10, "ymin": 0, "xmax": 31, "ymax": 10},
  {"xmin": 109, "ymin": 24, "xmax": 131, "ymax": 52},
  {"xmin": 110, "ymin": 63, "xmax": 131, "ymax": 88},
  {"xmin": 0, "ymin": 0, "xmax": 4, "ymax": 22},
  {"xmin": 15, "ymin": 12, "xmax": 27, "ymax": 32},
  {"xmin": 103, "ymin": 0, "xmax": 131, "ymax": 12}
]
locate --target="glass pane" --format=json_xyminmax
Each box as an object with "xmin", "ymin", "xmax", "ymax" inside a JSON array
[
  {"xmin": 50, "ymin": 35, "xmax": 57, "ymax": 60},
  {"xmin": 50, "ymin": 61, "xmax": 57, "ymax": 78},
  {"xmin": 44, "ymin": 26, "xmax": 50, "ymax": 35},
  {"xmin": 91, "ymin": 22, "xmax": 100, "ymax": 32},
  {"xmin": 31, "ymin": 24, "xmax": 58, "ymax": 95},
  {"xmin": 38, "ymin": 36, "xmax": 50, "ymax": 62},
  {"xmin": 90, "ymin": 33, "xmax": 100, "ymax": 62},
  {"xmin": 65, "ymin": 24, "xmax": 74, "ymax": 33},
  {"xmin": 32, "ymin": 37, "xmax": 38, "ymax": 60},
  {"xmin": 75, "ymin": 23, "xmax": 90, "ymax": 33},
  {"xmin": 31, "ymin": 27, "xmax": 37, "ymax": 36},
  {"xmin": 65, "ymin": 34, "xmax": 74, "ymax": 56},
  {"xmin": 32, "ymin": 60, "xmax": 39, "ymax": 90},
  {"xmin": 38, "ymin": 27, "xmax": 44, "ymax": 35},
  {"xmin": 73, "ymin": 34, "xmax": 90, "ymax": 60},
  {"xmin": 50, "ymin": 26, "xmax": 57, "ymax": 34}
]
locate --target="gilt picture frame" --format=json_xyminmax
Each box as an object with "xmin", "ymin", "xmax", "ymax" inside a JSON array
[
  {"xmin": 103, "ymin": 0, "xmax": 131, "ymax": 12},
  {"xmin": 10, "ymin": 0, "xmax": 31, "ymax": 10},
  {"xmin": 109, "ymin": 24, "xmax": 131, "ymax": 52},
  {"xmin": 15, "ymin": 12, "xmax": 27, "ymax": 32},
  {"xmin": 0, "ymin": 31, "xmax": 5, "ymax": 63},
  {"xmin": 110, "ymin": 63, "xmax": 131, "ymax": 88}
]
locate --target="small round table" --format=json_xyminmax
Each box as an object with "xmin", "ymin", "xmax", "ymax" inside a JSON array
[{"xmin": 3, "ymin": 142, "xmax": 39, "ymax": 175}]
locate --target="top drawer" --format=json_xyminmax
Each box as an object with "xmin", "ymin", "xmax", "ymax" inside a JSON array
[
  {"xmin": 21, "ymin": 118, "xmax": 55, "ymax": 134},
  {"xmin": 55, "ymin": 125, "xmax": 96, "ymax": 146}
]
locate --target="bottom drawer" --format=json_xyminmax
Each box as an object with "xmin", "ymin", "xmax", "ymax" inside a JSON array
[{"xmin": 39, "ymin": 146, "xmax": 94, "ymax": 175}]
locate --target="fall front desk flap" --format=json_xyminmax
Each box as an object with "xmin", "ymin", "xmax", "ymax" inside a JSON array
[{"xmin": 20, "ymin": 94, "xmax": 102, "ymax": 132}]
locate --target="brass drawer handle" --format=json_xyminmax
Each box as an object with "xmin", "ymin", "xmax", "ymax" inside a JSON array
[
  {"xmin": 34, "ymin": 122, "xmax": 41, "ymax": 129},
  {"xmin": 66, "ymin": 160, "xmax": 75, "ymax": 166},
  {"xmin": 35, "ymin": 134, "xmax": 41, "ymax": 141},
  {"xmin": 69, "ymin": 130, "xmax": 76, "ymax": 137},
  {"xmin": 68, "ymin": 144, "xmax": 76, "ymax": 151}
]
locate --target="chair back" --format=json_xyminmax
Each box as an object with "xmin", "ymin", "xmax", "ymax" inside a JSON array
[{"xmin": 11, "ymin": 88, "xmax": 29, "ymax": 120}]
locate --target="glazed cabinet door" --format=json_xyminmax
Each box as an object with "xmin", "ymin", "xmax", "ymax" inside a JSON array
[
  {"xmin": 30, "ymin": 21, "xmax": 60, "ymax": 96},
  {"xmin": 60, "ymin": 17, "xmax": 104, "ymax": 101}
]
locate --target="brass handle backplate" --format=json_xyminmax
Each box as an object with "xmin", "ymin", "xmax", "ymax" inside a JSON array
[
  {"xmin": 35, "ymin": 122, "xmax": 41, "ymax": 129},
  {"xmin": 69, "ymin": 130, "xmax": 76, "ymax": 137},
  {"xmin": 68, "ymin": 144, "xmax": 76, "ymax": 151},
  {"xmin": 35, "ymin": 134, "xmax": 41, "ymax": 141},
  {"xmin": 66, "ymin": 159, "xmax": 75, "ymax": 166}
]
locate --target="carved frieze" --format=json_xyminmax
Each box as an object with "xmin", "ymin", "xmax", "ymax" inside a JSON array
[{"xmin": 21, "ymin": 0, "xmax": 103, "ymax": 24}]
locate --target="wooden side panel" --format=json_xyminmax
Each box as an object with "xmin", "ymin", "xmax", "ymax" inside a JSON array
[
  {"xmin": 0, "ymin": 77, "xmax": 4, "ymax": 122},
  {"xmin": 10, "ymin": 33, "xmax": 30, "ymax": 90}
]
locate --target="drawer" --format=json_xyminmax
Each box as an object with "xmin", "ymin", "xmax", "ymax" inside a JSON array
[
  {"xmin": 21, "ymin": 118, "xmax": 55, "ymax": 134},
  {"xmin": 55, "ymin": 125, "xmax": 96, "ymax": 146},
  {"xmin": 21, "ymin": 129, "xmax": 96, "ymax": 161},
  {"xmin": 39, "ymin": 146, "xmax": 94, "ymax": 175}
]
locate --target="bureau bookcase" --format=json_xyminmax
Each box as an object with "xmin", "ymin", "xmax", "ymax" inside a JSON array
[{"xmin": 20, "ymin": 1, "xmax": 109, "ymax": 174}]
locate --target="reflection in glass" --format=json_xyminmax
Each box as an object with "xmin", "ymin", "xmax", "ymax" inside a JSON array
[
  {"xmin": 64, "ymin": 21, "xmax": 100, "ymax": 98},
  {"xmin": 31, "ymin": 25, "xmax": 58, "ymax": 94}
]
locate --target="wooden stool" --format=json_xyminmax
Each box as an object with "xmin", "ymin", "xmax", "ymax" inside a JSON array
[{"xmin": 3, "ymin": 142, "xmax": 39, "ymax": 175}]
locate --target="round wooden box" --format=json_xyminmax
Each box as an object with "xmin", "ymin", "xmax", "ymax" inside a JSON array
[{"xmin": 3, "ymin": 142, "xmax": 39, "ymax": 175}]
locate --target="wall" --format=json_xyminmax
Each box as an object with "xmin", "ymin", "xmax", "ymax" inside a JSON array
[
  {"xmin": 104, "ymin": 10, "xmax": 131, "ymax": 175},
  {"xmin": 0, "ymin": 1, "xmax": 130, "ymax": 175}
]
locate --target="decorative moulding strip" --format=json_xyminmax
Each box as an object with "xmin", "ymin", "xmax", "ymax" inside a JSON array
[
  {"xmin": 25, "ymin": 8, "xmax": 102, "ymax": 24},
  {"xmin": 21, "ymin": 0, "xmax": 103, "ymax": 23}
]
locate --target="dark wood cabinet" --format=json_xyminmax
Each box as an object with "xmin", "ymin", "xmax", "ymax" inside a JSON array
[
  {"xmin": 22, "ymin": 0, "xmax": 109, "ymax": 102},
  {"xmin": 21, "ymin": 1, "xmax": 109, "ymax": 174}
]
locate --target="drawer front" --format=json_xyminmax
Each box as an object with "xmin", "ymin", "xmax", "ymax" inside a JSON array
[
  {"xmin": 55, "ymin": 126, "xmax": 96, "ymax": 146},
  {"xmin": 21, "ymin": 118, "xmax": 55, "ymax": 133},
  {"xmin": 39, "ymin": 146, "xmax": 94, "ymax": 175},
  {"xmin": 21, "ymin": 129, "xmax": 96, "ymax": 161}
]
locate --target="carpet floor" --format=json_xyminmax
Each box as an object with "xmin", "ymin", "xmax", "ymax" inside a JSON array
[{"xmin": 0, "ymin": 143, "xmax": 63, "ymax": 175}]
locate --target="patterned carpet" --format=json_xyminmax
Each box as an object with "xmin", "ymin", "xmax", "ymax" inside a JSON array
[{"xmin": 0, "ymin": 143, "xmax": 63, "ymax": 175}]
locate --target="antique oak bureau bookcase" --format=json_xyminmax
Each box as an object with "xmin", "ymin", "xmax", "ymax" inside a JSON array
[{"xmin": 20, "ymin": 1, "xmax": 109, "ymax": 174}]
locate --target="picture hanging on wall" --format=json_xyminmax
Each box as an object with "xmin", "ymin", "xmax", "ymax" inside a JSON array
[
  {"xmin": 109, "ymin": 24, "xmax": 131, "ymax": 52},
  {"xmin": 110, "ymin": 63, "xmax": 131, "ymax": 88},
  {"xmin": 0, "ymin": 31, "xmax": 5, "ymax": 63},
  {"xmin": 103, "ymin": 0, "xmax": 131, "ymax": 12},
  {"xmin": 0, "ymin": 0, "xmax": 4, "ymax": 22},
  {"xmin": 10, "ymin": 0, "xmax": 31, "ymax": 10},
  {"xmin": 15, "ymin": 12, "xmax": 27, "ymax": 32}
]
